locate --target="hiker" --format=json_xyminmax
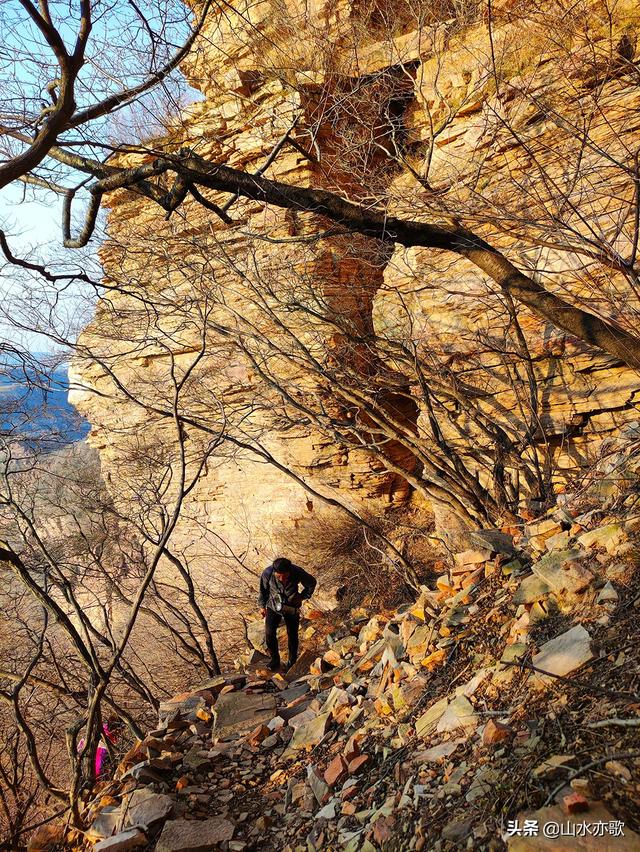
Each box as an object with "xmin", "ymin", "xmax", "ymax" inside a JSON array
[
  {"xmin": 258, "ymin": 557, "xmax": 317, "ymax": 672},
  {"xmin": 94, "ymin": 717, "xmax": 120, "ymax": 778},
  {"xmin": 78, "ymin": 715, "xmax": 121, "ymax": 782}
]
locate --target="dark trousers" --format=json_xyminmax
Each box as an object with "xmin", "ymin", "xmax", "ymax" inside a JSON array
[{"xmin": 265, "ymin": 607, "xmax": 299, "ymax": 665}]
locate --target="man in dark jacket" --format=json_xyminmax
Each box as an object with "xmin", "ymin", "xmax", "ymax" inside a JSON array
[{"xmin": 258, "ymin": 557, "xmax": 317, "ymax": 672}]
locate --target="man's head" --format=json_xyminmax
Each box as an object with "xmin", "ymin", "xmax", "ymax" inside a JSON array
[{"xmin": 273, "ymin": 557, "xmax": 292, "ymax": 582}]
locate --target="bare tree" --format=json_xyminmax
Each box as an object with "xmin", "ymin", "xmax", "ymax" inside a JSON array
[
  {"xmin": 2, "ymin": 0, "xmax": 640, "ymax": 538},
  {"xmin": 0, "ymin": 0, "xmax": 213, "ymax": 189},
  {"xmin": 0, "ymin": 331, "xmax": 231, "ymax": 833},
  {"xmin": 2, "ymin": 0, "xmax": 640, "ymax": 836},
  {"xmin": 1, "ymin": 0, "xmax": 640, "ymax": 367}
]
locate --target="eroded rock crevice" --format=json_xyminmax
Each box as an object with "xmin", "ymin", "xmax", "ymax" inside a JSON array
[{"xmin": 73, "ymin": 0, "xmax": 640, "ymax": 559}]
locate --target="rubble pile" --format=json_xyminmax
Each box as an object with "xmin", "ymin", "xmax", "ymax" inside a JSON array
[{"xmin": 36, "ymin": 493, "xmax": 640, "ymax": 851}]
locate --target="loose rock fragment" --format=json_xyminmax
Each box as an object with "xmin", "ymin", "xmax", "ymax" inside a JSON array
[
  {"xmin": 94, "ymin": 830, "xmax": 147, "ymax": 852},
  {"xmin": 156, "ymin": 817, "xmax": 235, "ymax": 851},
  {"xmin": 531, "ymin": 624, "xmax": 593, "ymax": 682}
]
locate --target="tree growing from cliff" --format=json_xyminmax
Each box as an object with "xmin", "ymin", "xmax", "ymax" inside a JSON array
[
  {"xmin": 1, "ymin": 0, "xmax": 640, "ymax": 370},
  {"xmin": 2, "ymin": 0, "xmax": 640, "ymax": 369},
  {"xmin": 1, "ymin": 0, "xmax": 640, "ymax": 836},
  {"xmin": 1, "ymin": 0, "xmax": 639, "ymax": 530}
]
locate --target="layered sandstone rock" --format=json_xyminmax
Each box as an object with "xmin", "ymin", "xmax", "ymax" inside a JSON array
[{"xmin": 71, "ymin": 0, "xmax": 640, "ymax": 565}]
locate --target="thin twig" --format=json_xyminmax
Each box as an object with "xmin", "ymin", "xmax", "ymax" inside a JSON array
[
  {"xmin": 502, "ymin": 660, "xmax": 639, "ymax": 701},
  {"xmin": 586, "ymin": 718, "xmax": 640, "ymax": 729},
  {"xmin": 544, "ymin": 751, "xmax": 640, "ymax": 806}
]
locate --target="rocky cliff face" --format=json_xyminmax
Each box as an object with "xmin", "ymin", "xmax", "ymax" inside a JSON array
[{"xmin": 71, "ymin": 0, "xmax": 640, "ymax": 566}]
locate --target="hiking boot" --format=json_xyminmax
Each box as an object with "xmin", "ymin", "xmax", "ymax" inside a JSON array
[
  {"xmin": 284, "ymin": 660, "xmax": 296, "ymax": 672},
  {"xmin": 267, "ymin": 659, "xmax": 281, "ymax": 672}
]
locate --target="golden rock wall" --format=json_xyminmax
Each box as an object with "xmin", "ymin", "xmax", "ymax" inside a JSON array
[{"xmin": 72, "ymin": 0, "xmax": 640, "ymax": 563}]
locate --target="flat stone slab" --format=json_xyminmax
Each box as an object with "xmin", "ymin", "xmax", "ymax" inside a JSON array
[
  {"xmin": 532, "ymin": 624, "xmax": 593, "ymax": 683},
  {"xmin": 513, "ymin": 574, "xmax": 551, "ymax": 605},
  {"xmin": 285, "ymin": 649, "xmax": 317, "ymax": 682},
  {"xmin": 307, "ymin": 764, "xmax": 329, "ymax": 805},
  {"xmin": 454, "ymin": 548, "xmax": 492, "ymax": 567},
  {"xmin": 316, "ymin": 800, "xmax": 337, "ymax": 820},
  {"xmin": 280, "ymin": 700, "xmax": 313, "ymax": 722},
  {"xmin": 531, "ymin": 550, "xmax": 593, "ymax": 595},
  {"xmin": 247, "ymin": 619, "xmax": 267, "ymax": 651},
  {"xmin": 356, "ymin": 637, "xmax": 387, "ymax": 667},
  {"xmin": 287, "ymin": 706, "xmax": 317, "ymax": 729},
  {"xmin": 287, "ymin": 711, "xmax": 331, "ymax": 751},
  {"xmin": 331, "ymin": 634, "xmax": 358, "ymax": 655},
  {"xmin": 277, "ymin": 682, "xmax": 310, "ymax": 705},
  {"xmin": 578, "ymin": 523, "xmax": 626, "ymax": 554},
  {"xmin": 456, "ymin": 668, "xmax": 489, "ymax": 698},
  {"xmin": 507, "ymin": 801, "xmax": 640, "ymax": 849},
  {"xmin": 320, "ymin": 686, "xmax": 351, "ymax": 716},
  {"xmin": 192, "ymin": 673, "xmax": 246, "ymax": 693},
  {"xmin": 414, "ymin": 738, "xmax": 465, "ymax": 763},
  {"xmin": 156, "ymin": 817, "xmax": 235, "ymax": 851},
  {"xmin": 213, "ymin": 691, "xmax": 277, "ymax": 738},
  {"xmin": 124, "ymin": 789, "xmax": 173, "ymax": 829},
  {"xmin": 415, "ymin": 696, "xmax": 449, "ymax": 738},
  {"xmin": 158, "ymin": 693, "xmax": 205, "ymax": 718},
  {"xmin": 436, "ymin": 695, "xmax": 478, "ymax": 734},
  {"xmin": 597, "ymin": 581, "xmax": 619, "ymax": 604},
  {"xmin": 406, "ymin": 624, "xmax": 433, "ymax": 656},
  {"xmin": 247, "ymin": 648, "xmax": 270, "ymax": 666},
  {"xmin": 545, "ymin": 530, "xmax": 571, "ymax": 552},
  {"xmin": 89, "ymin": 806, "xmax": 124, "ymax": 841},
  {"xmin": 466, "ymin": 529, "xmax": 515, "ymax": 556},
  {"xmin": 94, "ymin": 829, "xmax": 147, "ymax": 852}
]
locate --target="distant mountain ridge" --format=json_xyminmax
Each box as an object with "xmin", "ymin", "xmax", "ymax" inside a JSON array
[{"xmin": 0, "ymin": 355, "xmax": 90, "ymax": 444}]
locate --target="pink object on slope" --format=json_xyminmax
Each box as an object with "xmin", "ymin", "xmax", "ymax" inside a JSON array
[{"xmin": 78, "ymin": 722, "xmax": 118, "ymax": 778}]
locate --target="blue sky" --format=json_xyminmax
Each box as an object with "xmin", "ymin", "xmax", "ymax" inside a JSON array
[
  {"xmin": 0, "ymin": 185, "xmax": 70, "ymax": 352},
  {"xmin": 0, "ymin": 0, "xmax": 197, "ymax": 354},
  {"xmin": 0, "ymin": 187, "xmax": 103, "ymax": 357},
  {"xmin": 0, "ymin": 184, "xmax": 61, "ymax": 243}
]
